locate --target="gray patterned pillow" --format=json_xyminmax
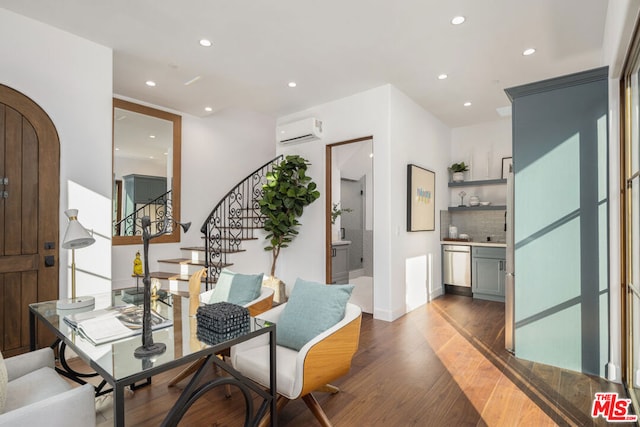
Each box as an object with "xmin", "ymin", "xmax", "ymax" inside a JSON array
[{"xmin": 0, "ymin": 351, "xmax": 7, "ymax": 413}]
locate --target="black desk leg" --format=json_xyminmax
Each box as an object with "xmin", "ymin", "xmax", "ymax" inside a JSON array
[
  {"xmin": 29, "ymin": 310, "xmax": 36, "ymax": 351},
  {"xmin": 114, "ymin": 383, "xmax": 126, "ymax": 427},
  {"xmin": 270, "ymin": 327, "xmax": 277, "ymax": 427}
]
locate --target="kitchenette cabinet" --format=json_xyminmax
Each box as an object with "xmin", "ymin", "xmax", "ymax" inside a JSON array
[{"xmin": 472, "ymin": 246, "xmax": 506, "ymax": 301}]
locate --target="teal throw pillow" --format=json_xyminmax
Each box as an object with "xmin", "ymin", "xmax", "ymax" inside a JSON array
[
  {"xmin": 207, "ymin": 268, "xmax": 235, "ymax": 304},
  {"xmin": 276, "ymin": 278, "xmax": 354, "ymax": 351},
  {"xmin": 227, "ymin": 272, "xmax": 263, "ymax": 306}
]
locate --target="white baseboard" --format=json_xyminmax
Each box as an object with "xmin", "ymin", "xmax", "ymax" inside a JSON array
[{"xmin": 606, "ymin": 362, "xmax": 618, "ymax": 382}]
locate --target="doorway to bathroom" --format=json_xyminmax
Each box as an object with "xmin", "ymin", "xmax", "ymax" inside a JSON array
[{"xmin": 326, "ymin": 136, "xmax": 373, "ymax": 313}]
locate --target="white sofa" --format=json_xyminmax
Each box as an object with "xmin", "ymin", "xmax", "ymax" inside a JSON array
[{"xmin": 0, "ymin": 348, "xmax": 95, "ymax": 427}]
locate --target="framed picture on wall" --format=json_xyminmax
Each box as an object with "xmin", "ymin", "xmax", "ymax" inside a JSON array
[
  {"xmin": 501, "ymin": 157, "xmax": 513, "ymax": 179},
  {"xmin": 407, "ymin": 164, "xmax": 435, "ymax": 232}
]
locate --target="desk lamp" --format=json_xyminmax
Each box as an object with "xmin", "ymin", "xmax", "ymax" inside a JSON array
[{"xmin": 56, "ymin": 209, "xmax": 96, "ymax": 310}]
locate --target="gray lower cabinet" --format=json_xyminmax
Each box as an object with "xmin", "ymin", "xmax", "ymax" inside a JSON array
[
  {"xmin": 472, "ymin": 247, "xmax": 506, "ymax": 302},
  {"xmin": 331, "ymin": 243, "xmax": 350, "ymax": 284}
]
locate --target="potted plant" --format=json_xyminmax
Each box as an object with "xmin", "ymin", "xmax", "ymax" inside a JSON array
[
  {"xmin": 449, "ymin": 162, "xmax": 469, "ymax": 182},
  {"xmin": 331, "ymin": 202, "xmax": 353, "ymax": 241},
  {"xmin": 331, "ymin": 202, "xmax": 353, "ymax": 225},
  {"xmin": 259, "ymin": 155, "xmax": 320, "ymax": 301}
]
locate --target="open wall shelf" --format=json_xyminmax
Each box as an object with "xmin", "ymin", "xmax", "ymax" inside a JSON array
[
  {"xmin": 448, "ymin": 179, "xmax": 506, "ymax": 187},
  {"xmin": 448, "ymin": 205, "xmax": 507, "ymax": 212}
]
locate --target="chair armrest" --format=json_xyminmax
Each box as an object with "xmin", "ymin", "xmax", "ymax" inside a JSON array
[
  {"xmin": 296, "ymin": 303, "xmax": 362, "ymax": 397},
  {"xmin": 230, "ymin": 303, "xmax": 286, "ymax": 358},
  {"xmin": 256, "ymin": 302, "xmax": 285, "ymax": 324},
  {"xmin": 200, "ymin": 287, "xmax": 274, "ymax": 316},
  {"xmin": 5, "ymin": 348, "xmax": 54, "ymax": 382},
  {"xmin": 0, "ymin": 383, "xmax": 95, "ymax": 427},
  {"xmin": 246, "ymin": 287, "xmax": 274, "ymax": 316},
  {"xmin": 199, "ymin": 289, "xmax": 214, "ymax": 304}
]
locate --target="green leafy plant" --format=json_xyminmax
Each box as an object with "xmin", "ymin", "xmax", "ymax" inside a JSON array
[
  {"xmin": 331, "ymin": 202, "xmax": 353, "ymax": 225},
  {"xmin": 259, "ymin": 155, "xmax": 321, "ymax": 277},
  {"xmin": 448, "ymin": 162, "xmax": 469, "ymax": 173}
]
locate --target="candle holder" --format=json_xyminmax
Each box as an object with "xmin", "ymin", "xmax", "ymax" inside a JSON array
[{"xmin": 458, "ymin": 191, "xmax": 467, "ymax": 207}]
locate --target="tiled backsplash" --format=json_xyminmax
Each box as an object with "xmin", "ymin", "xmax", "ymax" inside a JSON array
[{"xmin": 440, "ymin": 210, "xmax": 507, "ymax": 243}]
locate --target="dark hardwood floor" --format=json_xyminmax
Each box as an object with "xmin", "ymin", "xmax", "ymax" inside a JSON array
[{"xmin": 76, "ymin": 294, "xmax": 633, "ymax": 426}]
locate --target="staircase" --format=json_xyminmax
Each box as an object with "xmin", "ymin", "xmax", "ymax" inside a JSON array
[{"xmin": 150, "ymin": 156, "xmax": 282, "ymax": 292}]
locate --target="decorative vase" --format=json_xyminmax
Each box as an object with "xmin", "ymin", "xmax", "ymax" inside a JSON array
[
  {"xmin": 263, "ymin": 275, "xmax": 288, "ymax": 304},
  {"xmin": 452, "ymin": 172, "xmax": 464, "ymax": 182},
  {"xmin": 332, "ymin": 227, "xmax": 341, "ymax": 242}
]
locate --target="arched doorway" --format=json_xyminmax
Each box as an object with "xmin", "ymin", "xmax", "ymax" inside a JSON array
[{"xmin": 0, "ymin": 84, "xmax": 60, "ymax": 355}]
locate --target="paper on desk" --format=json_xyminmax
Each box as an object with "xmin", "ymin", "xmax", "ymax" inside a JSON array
[{"xmin": 63, "ymin": 305, "xmax": 172, "ymax": 345}]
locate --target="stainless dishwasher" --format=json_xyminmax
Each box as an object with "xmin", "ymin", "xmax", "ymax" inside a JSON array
[{"xmin": 443, "ymin": 245, "xmax": 471, "ymax": 288}]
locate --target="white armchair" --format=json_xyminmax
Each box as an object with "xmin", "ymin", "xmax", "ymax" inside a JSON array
[
  {"xmin": 0, "ymin": 347, "xmax": 95, "ymax": 427},
  {"xmin": 168, "ymin": 268, "xmax": 275, "ymax": 387},
  {"xmin": 231, "ymin": 302, "xmax": 362, "ymax": 426}
]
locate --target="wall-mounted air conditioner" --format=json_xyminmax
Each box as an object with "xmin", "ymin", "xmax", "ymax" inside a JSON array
[{"xmin": 276, "ymin": 118, "xmax": 323, "ymax": 144}]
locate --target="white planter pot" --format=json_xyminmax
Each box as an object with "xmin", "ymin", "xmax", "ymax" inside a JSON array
[{"xmin": 452, "ymin": 172, "xmax": 465, "ymax": 182}]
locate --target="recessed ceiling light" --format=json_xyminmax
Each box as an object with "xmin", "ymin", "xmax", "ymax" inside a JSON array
[
  {"xmin": 369, "ymin": 153, "xmax": 374, "ymax": 158},
  {"xmin": 438, "ymin": 74, "xmax": 448, "ymax": 80},
  {"xmin": 149, "ymin": 134, "xmax": 156, "ymax": 139},
  {"xmin": 115, "ymin": 147, "xmax": 120, "ymax": 151},
  {"xmin": 523, "ymin": 48, "xmax": 536, "ymax": 56},
  {"xmin": 145, "ymin": 80, "xmax": 156, "ymax": 87},
  {"xmin": 288, "ymin": 82, "xmax": 297, "ymax": 88},
  {"xmin": 199, "ymin": 39, "xmax": 212, "ymax": 47},
  {"xmin": 149, "ymin": 156, "xmax": 154, "ymax": 159},
  {"xmin": 204, "ymin": 106, "xmax": 213, "ymax": 112},
  {"xmin": 464, "ymin": 102, "xmax": 472, "ymax": 107},
  {"xmin": 451, "ymin": 16, "xmax": 465, "ymax": 25},
  {"xmin": 163, "ymin": 152, "xmax": 168, "ymax": 156}
]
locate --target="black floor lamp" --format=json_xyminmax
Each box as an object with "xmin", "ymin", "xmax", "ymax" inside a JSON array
[{"xmin": 134, "ymin": 215, "xmax": 190, "ymax": 358}]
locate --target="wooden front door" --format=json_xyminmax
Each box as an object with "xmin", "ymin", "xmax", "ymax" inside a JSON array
[{"xmin": 0, "ymin": 85, "xmax": 59, "ymax": 356}]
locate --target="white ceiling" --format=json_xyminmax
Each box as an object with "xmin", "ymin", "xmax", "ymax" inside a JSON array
[{"xmin": 0, "ymin": 1, "xmax": 609, "ymax": 128}]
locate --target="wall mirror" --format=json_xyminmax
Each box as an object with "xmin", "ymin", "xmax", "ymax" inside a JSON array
[{"xmin": 112, "ymin": 98, "xmax": 182, "ymax": 245}]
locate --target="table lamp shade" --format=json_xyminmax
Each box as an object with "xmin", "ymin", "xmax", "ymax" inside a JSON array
[
  {"xmin": 62, "ymin": 209, "xmax": 95, "ymax": 249},
  {"xmin": 57, "ymin": 209, "xmax": 95, "ymax": 310}
]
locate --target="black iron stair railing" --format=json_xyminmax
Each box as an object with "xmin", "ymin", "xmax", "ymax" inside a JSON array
[
  {"xmin": 200, "ymin": 156, "xmax": 282, "ymax": 288},
  {"xmin": 113, "ymin": 190, "xmax": 172, "ymax": 236}
]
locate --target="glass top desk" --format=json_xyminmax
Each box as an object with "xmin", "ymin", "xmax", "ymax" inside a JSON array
[{"xmin": 29, "ymin": 291, "xmax": 277, "ymax": 427}]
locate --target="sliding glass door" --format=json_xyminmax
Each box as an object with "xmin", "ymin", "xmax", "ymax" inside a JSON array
[{"xmin": 623, "ymin": 35, "xmax": 640, "ymax": 409}]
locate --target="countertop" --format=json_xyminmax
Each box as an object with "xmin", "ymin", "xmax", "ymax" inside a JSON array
[{"xmin": 440, "ymin": 240, "xmax": 506, "ymax": 248}]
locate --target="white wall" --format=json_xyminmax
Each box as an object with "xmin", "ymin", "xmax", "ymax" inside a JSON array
[
  {"xmin": 0, "ymin": 8, "xmax": 113, "ymax": 297},
  {"xmin": 115, "ymin": 157, "xmax": 167, "ymax": 180},
  {"xmin": 450, "ymin": 119, "xmax": 512, "ymax": 205},
  {"xmin": 111, "ymin": 106, "xmax": 276, "ymax": 288},
  {"xmin": 277, "ymin": 84, "xmax": 451, "ymax": 321},
  {"xmin": 277, "ymin": 86, "xmax": 392, "ymax": 318},
  {"xmin": 389, "ymin": 86, "xmax": 451, "ymax": 313}
]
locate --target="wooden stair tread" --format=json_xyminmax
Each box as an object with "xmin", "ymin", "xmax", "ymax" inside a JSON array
[
  {"xmin": 180, "ymin": 246, "xmax": 206, "ymax": 251},
  {"xmin": 157, "ymin": 258, "xmax": 205, "ymax": 266},
  {"xmin": 149, "ymin": 271, "xmax": 178, "ymax": 280},
  {"xmin": 150, "ymin": 271, "xmax": 227, "ymax": 282}
]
